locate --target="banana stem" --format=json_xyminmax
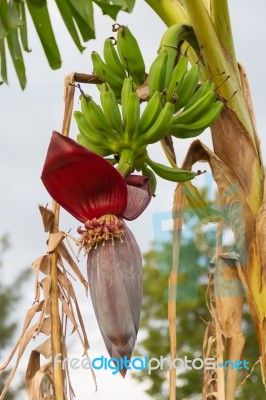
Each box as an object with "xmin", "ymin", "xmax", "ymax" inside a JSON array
[
  {"xmin": 49, "ymin": 75, "xmax": 76, "ymax": 399},
  {"xmin": 182, "ymin": 0, "xmax": 255, "ymax": 143},
  {"xmin": 50, "ymin": 202, "xmax": 64, "ymax": 400},
  {"xmin": 144, "ymin": 0, "xmax": 189, "ymax": 25},
  {"xmin": 116, "ymin": 148, "xmax": 135, "ymax": 176},
  {"xmin": 210, "ymin": 0, "xmax": 239, "ymax": 79}
]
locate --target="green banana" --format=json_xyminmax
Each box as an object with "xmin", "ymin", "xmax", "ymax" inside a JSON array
[
  {"xmin": 121, "ymin": 77, "xmax": 134, "ymax": 130},
  {"xmin": 77, "ymin": 133, "xmax": 113, "ymax": 157},
  {"xmin": 100, "ymin": 83, "xmax": 124, "ymax": 137},
  {"xmin": 158, "ymin": 24, "xmax": 199, "ymax": 88},
  {"xmin": 115, "ymin": 24, "xmax": 146, "ymax": 85},
  {"xmin": 141, "ymin": 163, "xmax": 157, "ymax": 195},
  {"xmin": 170, "ymin": 100, "xmax": 224, "ymax": 138},
  {"xmin": 165, "ymin": 54, "xmax": 188, "ymax": 102},
  {"xmin": 125, "ymin": 91, "xmax": 140, "ymax": 140},
  {"xmin": 138, "ymin": 101, "xmax": 174, "ymax": 145},
  {"xmin": 145, "ymin": 156, "xmax": 196, "ymax": 182},
  {"xmin": 137, "ymin": 91, "xmax": 163, "ymax": 135},
  {"xmin": 173, "ymin": 90, "xmax": 217, "ymax": 125},
  {"xmin": 148, "ymin": 51, "xmax": 168, "ymax": 95},
  {"xmin": 74, "ymin": 111, "xmax": 113, "ymax": 148},
  {"xmin": 184, "ymin": 79, "xmax": 214, "ymax": 109},
  {"xmin": 80, "ymin": 94, "xmax": 119, "ymax": 141},
  {"xmin": 174, "ymin": 63, "xmax": 200, "ymax": 110},
  {"xmin": 103, "ymin": 37, "xmax": 127, "ymax": 80},
  {"xmin": 91, "ymin": 51, "xmax": 123, "ymax": 90}
]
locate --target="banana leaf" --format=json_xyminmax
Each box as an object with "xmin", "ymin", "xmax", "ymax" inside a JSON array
[{"xmin": 0, "ymin": 0, "xmax": 136, "ymax": 89}]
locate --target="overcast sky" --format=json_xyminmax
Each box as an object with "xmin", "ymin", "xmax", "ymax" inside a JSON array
[{"xmin": 0, "ymin": 1, "xmax": 266, "ymax": 399}]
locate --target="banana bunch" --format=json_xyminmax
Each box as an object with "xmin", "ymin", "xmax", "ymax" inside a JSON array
[
  {"xmin": 75, "ymin": 81, "xmax": 174, "ymax": 151},
  {"xmin": 73, "ymin": 23, "xmax": 225, "ymax": 190},
  {"xmin": 147, "ymin": 24, "xmax": 224, "ymax": 139},
  {"xmin": 74, "ymin": 94, "xmax": 121, "ymax": 157},
  {"xmin": 74, "ymin": 82, "xmax": 200, "ymax": 190},
  {"xmin": 147, "ymin": 23, "xmax": 198, "ymax": 97},
  {"xmin": 91, "ymin": 25, "xmax": 146, "ymax": 99},
  {"xmin": 148, "ymin": 52, "xmax": 223, "ymax": 138}
]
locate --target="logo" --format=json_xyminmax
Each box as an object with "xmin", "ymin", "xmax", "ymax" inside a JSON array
[{"xmin": 54, "ymin": 354, "xmax": 249, "ymax": 375}]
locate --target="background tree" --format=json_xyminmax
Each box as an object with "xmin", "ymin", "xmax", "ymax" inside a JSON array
[
  {"xmin": 0, "ymin": 235, "xmax": 31, "ymax": 400},
  {"xmin": 133, "ymin": 213, "xmax": 264, "ymax": 399}
]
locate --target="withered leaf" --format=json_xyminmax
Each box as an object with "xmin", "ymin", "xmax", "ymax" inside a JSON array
[{"xmin": 39, "ymin": 205, "xmax": 55, "ymax": 233}]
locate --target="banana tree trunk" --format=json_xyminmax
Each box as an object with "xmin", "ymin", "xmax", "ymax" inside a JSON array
[{"xmin": 145, "ymin": 0, "xmax": 266, "ymax": 396}]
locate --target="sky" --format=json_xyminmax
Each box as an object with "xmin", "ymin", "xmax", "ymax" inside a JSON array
[{"xmin": 0, "ymin": 1, "xmax": 266, "ymax": 399}]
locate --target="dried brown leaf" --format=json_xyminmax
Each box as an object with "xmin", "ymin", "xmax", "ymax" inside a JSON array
[
  {"xmin": 48, "ymin": 232, "xmax": 65, "ymax": 252},
  {"xmin": 26, "ymin": 350, "xmax": 41, "ymax": 400},
  {"xmin": 0, "ymin": 323, "xmax": 41, "ymax": 400},
  {"xmin": 136, "ymin": 79, "xmax": 149, "ymax": 100},
  {"xmin": 183, "ymin": 139, "xmax": 254, "ymax": 267},
  {"xmin": 256, "ymin": 206, "xmax": 266, "ymax": 287},
  {"xmin": 211, "ymin": 107, "xmax": 263, "ymax": 207},
  {"xmin": 161, "ymin": 135, "xmax": 176, "ymax": 166},
  {"xmin": 26, "ymin": 353, "xmax": 53, "ymax": 400},
  {"xmin": 39, "ymin": 205, "xmax": 55, "ymax": 233},
  {"xmin": 58, "ymin": 289, "xmax": 78, "ymax": 329},
  {"xmin": 39, "ymin": 317, "xmax": 51, "ymax": 336},
  {"xmin": 35, "ymin": 339, "xmax": 51, "ymax": 359},
  {"xmin": 32, "ymin": 255, "xmax": 51, "ymax": 276},
  {"xmin": 238, "ymin": 62, "xmax": 257, "ymax": 135},
  {"xmin": 57, "ymin": 241, "xmax": 88, "ymax": 292},
  {"xmin": 57, "ymin": 269, "xmax": 91, "ymax": 353}
]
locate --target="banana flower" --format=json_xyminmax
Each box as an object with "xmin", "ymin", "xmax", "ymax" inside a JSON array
[{"xmin": 41, "ymin": 131, "xmax": 151, "ymax": 376}]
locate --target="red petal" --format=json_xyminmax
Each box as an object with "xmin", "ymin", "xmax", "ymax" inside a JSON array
[
  {"xmin": 123, "ymin": 175, "xmax": 152, "ymax": 220},
  {"xmin": 41, "ymin": 131, "xmax": 127, "ymax": 222}
]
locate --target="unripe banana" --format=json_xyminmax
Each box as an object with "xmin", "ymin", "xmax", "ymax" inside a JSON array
[
  {"xmin": 138, "ymin": 101, "xmax": 174, "ymax": 145},
  {"xmin": 125, "ymin": 91, "xmax": 140, "ymax": 140},
  {"xmin": 184, "ymin": 79, "xmax": 214, "ymax": 109},
  {"xmin": 148, "ymin": 51, "xmax": 168, "ymax": 95},
  {"xmin": 158, "ymin": 24, "xmax": 199, "ymax": 87},
  {"xmin": 141, "ymin": 163, "xmax": 157, "ymax": 195},
  {"xmin": 146, "ymin": 156, "xmax": 196, "ymax": 182},
  {"xmin": 80, "ymin": 94, "xmax": 118, "ymax": 142},
  {"xmin": 174, "ymin": 63, "xmax": 200, "ymax": 111},
  {"xmin": 137, "ymin": 91, "xmax": 163, "ymax": 135},
  {"xmin": 74, "ymin": 111, "xmax": 112, "ymax": 148},
  {"xmin": 91, "ymin": 51, "xmax": 123, "ymax": 90},
  {"xmin": 77, "ymin": 133, "xmax": 113, "ymax": 157},
  {"xmin": 170, "ymin": 100, "xmax": 224, "ymax": 138},
  {"xmin": 173, "ymin": 90, "xmax": 217, "ymax": 125},
  {"xmin": 100, "ymin": 83, "xmax": 124, "ymax": 137},
  {"xmin": 166, "ymin": 55, "xmax": 189, "ymax": 102},
  {"xmin": 115, "ymin": 24, "xmax": 145, "ymax": 85},
  {"xmin": 103, "ymin": 37, "xmax": 127, "ymax": 80},
  {"xmin": 121, "ymin": 77, "xmax": 134, "ymax": 129}
]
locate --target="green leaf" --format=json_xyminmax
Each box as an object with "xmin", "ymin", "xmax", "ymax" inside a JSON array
[
  {"xmin": 93, "ymin": 0, "xmax": 122, "ymax": 20},
  {"xmin": 6, "ymin": 29, "xmax": 26, "ymax": 89},
  {"xmin": 19, "ymin": 2, "xmax": 31, "ymax": 52},
  {"xmin": 0, "ymin": 0, "xmax": 9, "ymax": 31},
  {"xmin": 110, "ymin": 0, "xmax": 135, "ymax": 12},
  {"xmin": 26, "ymin": 0, "xmax": 61, "ymax": 69},
  {"xmin": 67, "ymin": 0, "xmax": 95, "ymax": 42},
  {"xmin": 55, "ymin": 0, "xmax": 86, "ymax": 52},
  {"xmin": 0, "ymin": 14, "xmax": 8, "ymax": 40},
  {"xmin": 0, "ymin": 39, "xmax": 8, "ymax": 84},
  {"xmin": 8, "ymin": 0, "xmax": 24, "ymax": 29},
  {"xmin": 27, "ymin": 0, "xmax": 46, "ymax": 8}
]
